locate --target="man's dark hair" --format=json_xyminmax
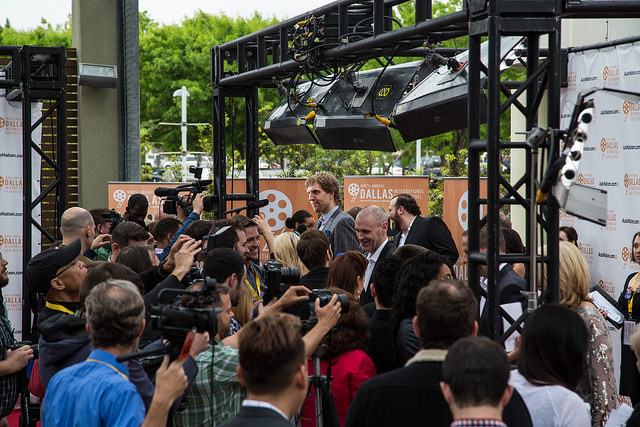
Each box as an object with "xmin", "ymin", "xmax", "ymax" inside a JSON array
[
  {"xmin": 416, "ymin": 279, "xmax": 477, "ymax": 349},
  {"xmin": 89, "ymin": 208, "xmax": 110, "ymax": 230},
  {"xmin": 393, "ymin": 194, "xmax": 421, "ymax": 216},
  {"xmin": 203, "ymin": 248, "xmax": 245, "ymax": 283},
  {"xmin": 127, "ymin": 193, "xmax": 149, "ymax": 209},
  {"xmin": 184, "ymin": 220, "xmax": 214, "ymax": 241},
  {"xmin": 234, "ymin": 215, "xmax": 257, "ymax": 230},
  {"xmin": 111, "ymin": 221, "xmax": 148, "ymax": 248},
  {"xmin": 502, "ymin": 228, "xmax": 525, "ymax": 253},
  {"xmin": 209, "ymin": 218, "xmax": 243, "ymax": 245},
  {"xmin": 518, "ymin": 304, "xmax": 588, "ymax": 391},
  {"xmin": 80, "ymin": 262, "xmax": 144, "ymax": 304},
  {"xmin": 371, "ymin": 256, "xmax": 402, "ymax": 308},
  {"xmin": 478, "ymin": 227, "xmax": 506, "ymax": 253},
  {"xmin": 239, "ymin": 313, "xmax": 305, "ymax": 395},
  {"xmin": 296, "ymin": 230, "xmax": 330, "ymax": 271},
  {"xmin": 285, "ymin": 210, "xmax": 313, "ymax": 230},
  {"xmin": 85, "ymin": 279, "xmax": 144, "ymax": 348},
  {"xmin": 392, "ymin": 243, "xmax": 427, "ymax": 262},
  {"xmin": 443, "ymin": 337, "xmax": 510, "ymax": 408},
  {"xmin": 154, "ymin": 217, "xmax": 182, "ymax": 242},
  {"xmin": 116, "ymin": 246, "xmax": 155, "ymax": 274}
]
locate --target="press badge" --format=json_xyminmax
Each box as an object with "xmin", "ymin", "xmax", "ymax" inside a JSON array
[{"xmin": 624, "ymin": 320, "xmax": 636, "ymax": 346}]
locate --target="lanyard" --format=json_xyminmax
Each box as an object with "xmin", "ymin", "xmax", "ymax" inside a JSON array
[
  {"xmin": 628, "ymin": 273, "xmax": 640, "ymax": 314},
  {"xmin": 86, "ymin": 358, "xmax": 128, "ymax": 380},
  {"xmin": 244, "ymin": 265, "xmax": 261, "ymax": 302},
  {"xmin": 45, "ymin": 301, "xmax": 76, "ymax": 316}
]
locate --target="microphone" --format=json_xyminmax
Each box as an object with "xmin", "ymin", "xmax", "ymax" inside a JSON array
[
  {"xmin": 154, "ymin": 187, "xmax": 179, "ymax": 197},
  {"xmin": 247, "ymin": 199, "xmax": 269, "ymax": 209},
  {"xmin": 536, "ymin": 154, "xmax": 567, "ymax": 203}
]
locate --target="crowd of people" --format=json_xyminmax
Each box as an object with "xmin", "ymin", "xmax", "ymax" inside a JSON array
[{"xmin": 0, "ymin": 171, "xmax": 637, "ymax": 426}]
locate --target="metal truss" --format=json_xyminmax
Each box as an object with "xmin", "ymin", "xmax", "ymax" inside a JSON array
[
  {"xmin": 0, "ymin": 45, "xmax": 67, "ymax": 338},
  {"xmin": 212, "ymin": 0, "xmax": 640, "ymax": 339}
]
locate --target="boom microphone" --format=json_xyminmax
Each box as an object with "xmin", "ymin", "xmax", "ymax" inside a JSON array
[{"xmin": 247, "ymin": 199, "xmax": 269, "ymax": 209}]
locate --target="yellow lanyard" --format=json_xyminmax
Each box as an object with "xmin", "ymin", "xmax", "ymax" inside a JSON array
[
  {"xmin": 86, "ymin": 358, "xmax": 128, "ymax": 380},
  {"xmin": 45, "ymin": 301, "xmax": 76, "ymax": 316},
  {"xmin": 244, "ymin": 265, "xmax": 261, "ymax": 302},
  {"xmin": 629, "ymin": 273, "xmax": 640, "ymax": 314}
]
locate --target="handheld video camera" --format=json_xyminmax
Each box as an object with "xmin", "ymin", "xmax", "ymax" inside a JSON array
[
  {"xmin": 154, "ymin": 166, "xmax": 216, "ymax": 216},
  {"xmin": 101, "ymin": 209, "xmax": 124, "ymax": 234},
  {"xmin": 262, "ymin": 259, "xmax": 301, "ymax": 303},
  {"xmin": 148, "ymin": 276, "xmax": 221, "ymax": 360}
]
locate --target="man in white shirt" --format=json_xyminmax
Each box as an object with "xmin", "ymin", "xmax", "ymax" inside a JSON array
[{"xmin": 355, "ymin": 205, "xmax": 393, "ymax": 305}]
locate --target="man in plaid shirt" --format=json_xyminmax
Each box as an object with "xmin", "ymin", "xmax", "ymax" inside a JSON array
[
  {"xmin": 174, "ymin": 283, "xmax": 341, "ymax": 426},
  {"xmin": 0, "ymin": 251, "xmax": 34, "ymax": 424}
]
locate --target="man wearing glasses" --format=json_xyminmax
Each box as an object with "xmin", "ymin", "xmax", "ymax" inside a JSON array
[
  {"xmin": 0, "ymin": 251, "xmax": 34, "ymax": 425},
  {"xmin": 25, "ymin": 239, "xmax": 88, "ymax": 389}
]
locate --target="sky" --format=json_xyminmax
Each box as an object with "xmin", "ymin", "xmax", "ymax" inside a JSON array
[{"xmin": 2, "ymin": 0, "xmax": 335, "ymax": 30}]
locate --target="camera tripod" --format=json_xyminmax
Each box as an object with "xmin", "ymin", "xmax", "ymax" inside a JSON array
[{"xmin": 307, "ymin": 341, "xmax": 340, "ymax": 427}]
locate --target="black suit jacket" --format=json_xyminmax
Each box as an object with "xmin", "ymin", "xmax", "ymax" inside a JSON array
[
  {"xmin": 401, "ymin": 216, "xmax": 459, "ymax": 267},
  {"xmin": 359, "ymin": 240, "xmax": 394, "ymax": 306},
  {"xmin": 345, "ymin": 359, "xmax": 532, "ymax": 427},
  {"xmin": 479, "ymin": 264, "xmax": 527, "ymax": 337},
  {"xmin": 219, "ymin": 405, "xmax": 292, "ymax": 427}
]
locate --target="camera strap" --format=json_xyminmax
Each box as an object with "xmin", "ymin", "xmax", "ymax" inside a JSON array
[{"xmin": 45, "ymin": 301, "xmax": 76, "ymax": 316}]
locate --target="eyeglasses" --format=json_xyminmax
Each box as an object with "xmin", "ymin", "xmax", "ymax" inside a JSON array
[{"xmin": 54, "ymin": 259, "xmax": 79, "ymax": 278}]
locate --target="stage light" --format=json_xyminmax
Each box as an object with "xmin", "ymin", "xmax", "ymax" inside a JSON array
[{"xmin": 392, "ymin": 36, "xmax": 525, "ymax": 141}]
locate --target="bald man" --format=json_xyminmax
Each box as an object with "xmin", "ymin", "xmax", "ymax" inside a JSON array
[{"xmin": 60, "ymin": 207, "xmax": 110, "ymax": 263}]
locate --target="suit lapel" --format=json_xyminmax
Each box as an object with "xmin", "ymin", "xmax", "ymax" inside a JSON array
[{"xmin": 405, "ymin": 215, "xmax": 422, "ymax": 244}]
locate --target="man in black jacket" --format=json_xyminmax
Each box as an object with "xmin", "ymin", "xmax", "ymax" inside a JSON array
[
  {"xmin": 345, "ymin": 279, "xmax": 532, "ymax": 427},
  {"xmin": 220, "ymin": 313, "xmax": 310, "ymax": 427},
  {"xmin": 389, "ymin": 193, "xmax": 458, "ymax": 267}
]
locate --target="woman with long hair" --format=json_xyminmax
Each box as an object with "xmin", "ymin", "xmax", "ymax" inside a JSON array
[
  {"xmin": 555, "ymin": 241, "xmax": 617, "ymax": 426},
  {"xmin": 285, "ymin": 210, "xmax": 315, "ymax": 234},
  {"xmin": 273, "ymin": 231, "xmax": 309, "ymax": 276},
  {"xmin": 300, "ymin": 289, "xmax": 375, "ymax": 426},
  {"xmin": 618, "ymin": 230, "xmax": 640, "ymax": 406},
  {"xmin": 510, "ymin": 304, "xmax": 591, "ymax": 426},
  {"xmin": 325, "ymin": 251, "xmax": 367, "ymax": 298}
]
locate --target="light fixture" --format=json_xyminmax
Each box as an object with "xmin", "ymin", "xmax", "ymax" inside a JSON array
[{"xmin": 78, "ymin": 63, "xmax": 118, "ymax": 88}]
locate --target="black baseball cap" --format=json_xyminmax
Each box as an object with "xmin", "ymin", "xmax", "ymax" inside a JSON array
[{"xmin": 26, "ymin": 239, "xmax": 82, "ymax": 295}]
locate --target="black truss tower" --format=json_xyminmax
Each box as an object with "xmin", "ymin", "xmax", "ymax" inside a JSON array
[
  {"xmin": 0, "ymin": 45, "xmax": 67, "ymax": 338},
  {"xmin": 212, "ymin": 0, "xmax": 640, "ymax": 339}
]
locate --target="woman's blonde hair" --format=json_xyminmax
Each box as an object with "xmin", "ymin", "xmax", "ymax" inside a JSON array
[
  {"xmin": 232, "ymin": 284, "xmax": 254, "ymax": 327},
  {"xmin": 273, "ymin": 232, "xmax": 308, "ymax": 276},
  {"xmin": 557, "ymin": 240, "xmax": 592, "ymax": 310}
]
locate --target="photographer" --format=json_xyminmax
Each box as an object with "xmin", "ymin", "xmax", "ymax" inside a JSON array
[
  {"xmin": 42, "ymin": 280, "xmax": 189, "ymax": 427},
  {"xmin": 0, "ymin": 250, "xmax": 34, "ymax": 426},
  {"xmin": 175, "ymin": 284, "xmax": 342, "ymax": 426},
  {"xmin": 158, "ymin": 193, "xmax": 205, "ymax": 262},
  {"xmin": 59, "ymin": 207, "xmax": 111, "ymax": 264},
  {"xmin": 89, "ymin": 208, "xmax": 123, "ymax": 261}
]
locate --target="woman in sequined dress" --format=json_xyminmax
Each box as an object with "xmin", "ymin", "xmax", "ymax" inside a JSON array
[{"xmin": 556, "ymin": 241, "xmax": 617, "ymax": 427}]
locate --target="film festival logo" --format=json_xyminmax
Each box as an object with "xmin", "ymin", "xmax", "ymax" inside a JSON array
[
  {"xmin": 559, "ymin": 209, "xmax": 576, "ymax": 226},
  {"xmin": 600, "ymin": 137, "xmax": 619, "ymax": 159},
  {"xmin": 0, "ymin": 234, "xmax": 21, "ymax": 253},
  {"xmin": 623, "ymin": 99, "xmax": 640, "ymax": 122},
  {"xmin": 0, "ymin": 175, "xmax": 22, "ymax": 194},
  {"xmin": 622, "ymin": 245, "xmax": 634, "ymax": 268},
  {"xmin": 605, "ymin": 210, "xmax": 617, "ymax": 231},
  {"xmin": 577, "ymin": 173, "xmax": 595, "ymax": 186},
  {"xmin": 624, "ymin": 173, "xmax": 640, "ymax": 196},
  {"xmin": 567, "ymin": 72, "xmax": 577, "ymax": 88},
  {"xmin": 457, "ymin": 190, "xmax": 484, "ymax": 231},
  {"xmin": 597, "ymin": 279, "xmax": 616, "ymax": 296},
  {"xmin": 259, "ymin": 189, "xmax": 292, "ymax": 232},
  {"xmin": 348, "ymin": 183, "xmax": 360, "ymax": 203},
  {"xmin": 578, "ymin": 242, "xmax": 594, "ymax": 263},
  {"xmin": 602, "ymin": 65, "xmax": 620, "ymax": 86},
  {"xmin": 0, "ymin": 115, "xmax": 22, "ymax": 135},
  {"xmin": 113, "ymin": 189, "xmax": 127, "ymax": 208}
]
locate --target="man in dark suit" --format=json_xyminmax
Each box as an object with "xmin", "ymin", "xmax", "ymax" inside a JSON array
[
  {"xmin": 306, "ymin": 172, "xmax": 359, "ymax": 257},
  {"xmin": 345, "ymin": 279, "xmax": 532, "ymax": 427},
  {"xmin": 477, "ymin": 228, "xmax": 527, "ymax": 338},
  {"xmin": 220, "ymin": 313, "xmax": 311, "ymax": 427},
  {"xmin": 388, "ymin": 193, "xmax": 458, "ymax": 267},
  {"xmin": 355, "ymin": 205, "xmax": 394, "ymax": 306}
]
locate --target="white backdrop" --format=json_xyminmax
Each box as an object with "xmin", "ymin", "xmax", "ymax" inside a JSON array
[
  {"xmin": 560, "ymin": 41, "xmax": 640, "ymax": 402},
  {"xmin": 0, "ymin": 98, "xmax": 42, "ymax": 338}
]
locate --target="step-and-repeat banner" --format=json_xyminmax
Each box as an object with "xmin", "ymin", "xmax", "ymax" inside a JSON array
[
  {"xmin": 560, "ymin": 41, "xmax": 640, "ymax": 403},
  {"xmin": 0, "ymin": 98, "xmax": 42, "ymax": 337}
]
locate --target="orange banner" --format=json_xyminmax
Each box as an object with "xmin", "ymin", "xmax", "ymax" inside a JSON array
[
  {"xmin": 108, "ymin": 179, "xmax": 312, "ymax": 264},
  {"xmin": 343, "ymin": 176, "xmax": 429, "ymax": 214},
  {"xmin": 442, "ymin": 177, "xmax": 487, "ymax": 282}
]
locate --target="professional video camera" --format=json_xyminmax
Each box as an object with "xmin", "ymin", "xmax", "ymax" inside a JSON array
[
  {"xmin": 117, "ymin": 276, "xmax": 221, "ymax": 363},
  {"xmin": 262, "ymin": 259, "xmax": 301, "ymax": 303},
  {"xmin": 154, "ymin": 166, "xmax": 216, "ymax": 216},
  {"xmin": 101, "ymin": 209, "xmax": 124, "ymax": 233}
]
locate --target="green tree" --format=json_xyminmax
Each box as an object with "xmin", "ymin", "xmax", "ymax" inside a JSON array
[{"xmin": 0, "ymin": 17, "xmax": 72, "ymax": 47}]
